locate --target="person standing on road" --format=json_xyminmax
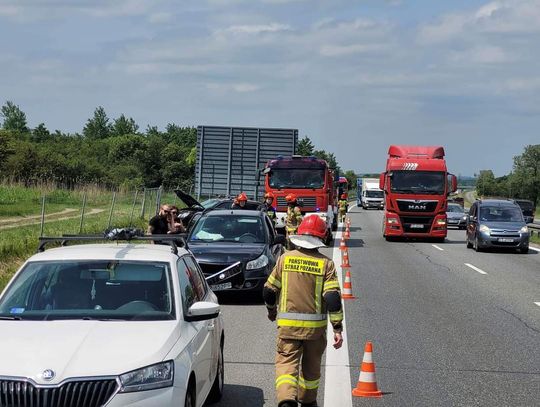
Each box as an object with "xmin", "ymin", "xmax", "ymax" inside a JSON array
[
  {"xmin": 262, "ymin": 192, "xmax": 277, "ymax": 225},
  {"xmin": 338, "ymin": 194, "xmax": 348, "ymax": 223},
  {"xmin": 285, "ymin": 194, "xmax": 303, "ymax": 250},
  {"xmin": 263, "ymin": 215, "xmax": 344, "ymax": 407},
  {"xmin": 231, "ymin": 192, "xmax": 249, "ymax": 209}
]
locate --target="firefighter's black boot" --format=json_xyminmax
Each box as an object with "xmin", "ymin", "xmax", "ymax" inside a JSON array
[
  {"xmin": 300, "ymin": 402, "xmax": 318, "ymax": 407},
  {"xmin": 278, "ymin": 401, "xmax": 297, "ymax": 407}
]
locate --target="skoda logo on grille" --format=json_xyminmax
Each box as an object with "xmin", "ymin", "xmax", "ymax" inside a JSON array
[{"xmin": 42, "ymin": 369, "xmax": 55, "ymax": 381}]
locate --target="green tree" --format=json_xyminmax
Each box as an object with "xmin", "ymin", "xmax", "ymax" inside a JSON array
[
  {"xmin": 0, "ymin": 130, "xmax": 15, "ymax": 171},
  {"xmin": 512, "ymin": 144, "xmax": 540, "ymax": 205},
  {"xmin": 476, "ymin": 170, "xmax": 496, "ymax": 197},
  {"xmin": 83, "ymin": 106, "xmax": 111, "ymax": 139},
  {"xmin": 297, "ymin": 136, "xmax": 314, "ymax": 156},
  {"xmin": 1, "ymin": 101, "xmax": 29, "ymax": 133},
  {"xmin": 111, "ymin": 114, "xmax": 139, "ymax": 136},
  {"xmin": 343, "ymin": 170, "xmax": 357, "ymax": 191},
  {"xmin": 31, "ymin": 123, "xmax": 51, "ymax": 142}
]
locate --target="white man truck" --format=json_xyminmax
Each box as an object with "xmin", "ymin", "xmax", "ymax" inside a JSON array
[{"xmin": 360, "ymin": 178, "xmax": 384, "ymax": 210}]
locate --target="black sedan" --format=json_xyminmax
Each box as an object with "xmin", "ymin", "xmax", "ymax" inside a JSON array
[
  {"xmin": 186, "ymin": 209, "xmax": 285, "ymax": 293},
  {"xmin": 446, "ymin": 203, "xmax": 467, "ymax": 229},
  {"xmin": 174, "ymin": 189, "xmax": 263, "ymax": 231}
]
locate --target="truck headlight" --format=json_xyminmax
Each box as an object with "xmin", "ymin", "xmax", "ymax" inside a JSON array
[
  {"xmin": 479, "ymin": 225, "xmax": 490, "ymax": 234},
  {"xmin": 435, "ymin": 219, "xmax": 446, "ymax": 225},
  {"xmin": 387, "ymin": 217, "xmax": 398, "ymax": 224},
  {"xmin": 246, "ymin": 254, "xmax": 269, "ymax": 270},
  {"xmin": 119, "ymin": 361, "xmax": 174, "ymax": 393},
  {"xmin": 520, "ymin": 226, "xmax": 529, "ymax": 234}
]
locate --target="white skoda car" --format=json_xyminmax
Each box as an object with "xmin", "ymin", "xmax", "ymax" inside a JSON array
[{"xmin": 0, "ymin": 241, "xmax": 224, "ymax": 407}]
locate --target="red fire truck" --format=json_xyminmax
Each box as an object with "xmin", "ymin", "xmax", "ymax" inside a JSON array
[
  {"xmin": 263, "ymin": 155, "xmax": 337, "ymax": 243},
  {"xmin": 380, "ymin": 145, "xmax": 457, "ymax": 241}
]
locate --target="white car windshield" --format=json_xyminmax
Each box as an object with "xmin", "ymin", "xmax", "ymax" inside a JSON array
[{"xmin": 0, "ymin": 261, "xmax": 174, "ymax": 321}]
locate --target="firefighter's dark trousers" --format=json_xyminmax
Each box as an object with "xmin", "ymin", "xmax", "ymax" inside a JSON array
[{"xmin": 275, "ymin": 335, "xmax": 327, "ymax": 404}]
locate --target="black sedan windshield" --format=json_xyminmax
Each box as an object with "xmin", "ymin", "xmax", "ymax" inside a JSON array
[
  {"xmin": 0, "ymin": 261, "xmax": 174, "ymax": 321},
  {"xmin": 390, "ymin": 171, "xmax": 445, "ymax": 194},
  {"xmin": 447, "ymin": 204, "xmax": 464, "ymax": 213},
  {"xmin": 190, "ymin": 215, "xmax": 266, "ymax": 243}
]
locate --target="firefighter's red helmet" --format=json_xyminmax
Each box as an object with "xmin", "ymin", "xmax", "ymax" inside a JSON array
[
  {"xmin": 237, "ymin": 192, "xmax": 248, "ymax": 202},
  {"xmin": 298, "ymin": 215, "xmax": 327, "ymax": 239},
  {"xmin": 341, "ymin": 194, "xmax": 347, "ymax": 199},
  {"xmin": 285, "ymin": 193, "xmax": 297, "ymax": 203},
  {"xmin": 264, "ymin": 192, "xmax": 274, "ymax": 200}
]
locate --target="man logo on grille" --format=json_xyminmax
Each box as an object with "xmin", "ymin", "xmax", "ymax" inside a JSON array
[
  {"xmin": 402, "ymin": 163, "xmax": 419, "ymax": 170},
  {"xmin": 42, "ymin": 369, "xmax": 55, "ymax": 381}
]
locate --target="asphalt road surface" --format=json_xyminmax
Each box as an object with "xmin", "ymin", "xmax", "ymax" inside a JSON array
[{"xmin": 214, "ymin": 206, "xmax": 540, "ymax": 407}]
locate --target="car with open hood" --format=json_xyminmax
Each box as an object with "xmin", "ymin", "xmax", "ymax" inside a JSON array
[
  {"xmin": 187, "ymin": 209, "xmax": 286, "ymax": 293},
  {"xmin": 174, "ymin": 189, "xmax": 263, "ymax": 232},
  {"xmin": 0, "ymin": 235, "xmax": 232, "ymax": 406}
]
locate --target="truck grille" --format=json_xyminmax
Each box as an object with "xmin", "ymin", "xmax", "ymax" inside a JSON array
[
  {"xmin": 396, "ymin": 200, "xmax": 438, "ymax": 213},
  {"xmin": 276, "ymin": 197, "xmax": 317, "ymax": 208},
  {"xmin": 400, "ymin": 216, "xmax": 434, "ymax": 233},
  {"xmin": 0, "ymin": 378, "xmax": 118, "ymax": 407}
]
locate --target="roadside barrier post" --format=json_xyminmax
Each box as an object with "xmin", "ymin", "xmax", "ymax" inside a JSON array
[
  {"xmin": 78, "ymin": 192, "xmax": 87, "ymax": 234},
  {"xmin": 39, "ymin": 196, "xmax": 46, "ymax": 237},
  {"xmin": 107, "ymin": 191, "xmax": 117, "ymax": 229},
  {"xmin": 129, "ymin": 190, "xmax": 138, "ymax": 227}
]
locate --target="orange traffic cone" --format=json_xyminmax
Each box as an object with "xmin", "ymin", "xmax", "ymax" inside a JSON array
[
  {"xmin": 346, "ymin": 217, "xmax": 351, "ymax": 227},
  {"xmin": 339, "ymin": 237, "xmax": 347, "ymax": 251},
  {"xmin": 341, "ymin": 268, "xmax": 355, "ymax": 299},
  {"xmin": 341, "ymin": 250, "xmax": 351, "ymax": 268},
  {"xmin": 344, "ymin": 225, "xmax": 351, "ymax": 240},
  {"xmin": 352, "ymin": 342, "xmax": 382, "ymax": 398}
]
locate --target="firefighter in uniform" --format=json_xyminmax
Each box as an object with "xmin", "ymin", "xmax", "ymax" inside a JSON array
[
  {"xmin": 285, "ymin": 194, "xmax": 303, "ymax": 250},
  {"xmin": 338, "ymin": 194, "xmax": 348, "ymax": 223},
  {"xmin": 263, "ymin": 215, "xmax": 344, "ymax": 407},
  {"xmin": 231, "ymin": 192, "xmax": 248, "ymax": 209},
  {"xmin": 263, "ymin": 192, "xmax": 277, "ymax": 226}
]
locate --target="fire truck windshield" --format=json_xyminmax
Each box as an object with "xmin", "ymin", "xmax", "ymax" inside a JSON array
[
  {"xmin": 390, "ymin": 171, "xmax": 445, "ymax": 195},
  {"xmin": 269, "ymin": 169, "xmax": 325, "ymax": 189}
]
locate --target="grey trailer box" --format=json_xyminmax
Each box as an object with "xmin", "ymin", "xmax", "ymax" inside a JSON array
[{"xmin": 195, "ymin": 126, "xmax": 298, "ymax": 200}]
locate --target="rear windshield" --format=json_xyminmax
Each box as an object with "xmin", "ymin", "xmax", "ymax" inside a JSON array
[{"xmin": 0, "ymin": 261, "xmax": 174, "ymax": 321}]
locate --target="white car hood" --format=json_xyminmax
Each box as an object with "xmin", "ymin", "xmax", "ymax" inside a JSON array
[{"xmin": 0, "ymin": 320, "xmax": 180, "ymax": 384}]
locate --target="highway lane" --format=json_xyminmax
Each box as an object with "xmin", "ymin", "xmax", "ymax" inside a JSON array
[
  {"xmin": 346, "ymin": 208, "xmax": 540, "ymax": 406},
  {"xmin": 212, "ymin": 208, "xmax": 539, "ymax": 406}
]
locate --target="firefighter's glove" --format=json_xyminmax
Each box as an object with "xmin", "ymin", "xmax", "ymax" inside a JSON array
[
  {"xmin": 333, "ymin": 332, "xmax": 343, "ymax": 349},
  {"xmin": 267, "ymin": 307, "xmax": 277, "ymax": 322}
]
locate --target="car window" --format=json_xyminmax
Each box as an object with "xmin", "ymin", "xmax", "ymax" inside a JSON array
[
  {"xmin": 177, "ymin": 258, "xmax": 197, "ymax": 310},
  {"xmin": 0, "ymin": 261, "xmax": 174, "ymax": 321},
  {"xmin": 190, "ymin": 215, "xmax": 266, "ymax": 243},
  {"xmin": 183, "ymin": 256, "xmax": 207, "ymax": 300}
]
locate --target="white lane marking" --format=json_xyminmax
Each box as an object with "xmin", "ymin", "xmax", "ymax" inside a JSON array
[
  {"xmin": 464, "ymin": 263, "xmax": 488, "ymax": 275},
  {"xmin": 432, "ymin": 244, "xmax": 444, "ymax": 251},
  {"xmin": 529, "ymin": 246, "xmax": 540, "ymax": 253},
  {"xmin": 534, "ymin": 302, "xmax": 540, "ymax": 308},
  {"xmin": 324, "ymin": 226, "xmax": 353, "ymax": 407}
]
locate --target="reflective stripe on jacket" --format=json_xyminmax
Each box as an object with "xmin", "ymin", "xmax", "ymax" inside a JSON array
[{"xmin": 264, "ymin": 248, "xmax": 342, "ymax": 340}]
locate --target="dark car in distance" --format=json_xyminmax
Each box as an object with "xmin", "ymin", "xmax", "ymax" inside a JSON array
[
  {"xmin": 174, "ymin": 189, "xmax": 263, "ymax": 231},
  {"xmin": 466, "ymin": 199, "xmax": 530, "ymax": 253},
  {"xmin": 512, "ymin": 199, "xmax": 536, "ymax": 224},
  {"xmin": 186, "ymin": 209, "xmax": 285, "ymax": 293}
]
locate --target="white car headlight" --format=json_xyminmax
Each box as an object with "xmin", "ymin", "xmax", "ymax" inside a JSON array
[
  {"xmin": 119, "ymin": 361, "xmax": 174, "ymax": 393},
  {"xmin": 479, "ymin": 225, "xmax": 490, "ymax": 234},
  {"xmin": 520, "ymin": 226, "xmax": 529, "ymax": 234},
  {"xmin": 461, "ymin": 215, "xmax": 467, "ymax": 221},
  {"xmin": 246, "ymin": 254, "xmax": 269, "ymax": 270}
]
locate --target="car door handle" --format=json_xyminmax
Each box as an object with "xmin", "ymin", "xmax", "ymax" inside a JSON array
[{"xmin": 207, "ymin": 324, "xmax": 215, "ymax": 331}]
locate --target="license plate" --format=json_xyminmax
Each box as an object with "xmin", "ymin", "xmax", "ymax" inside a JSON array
[
  {"xmin": 498, "ymin": 238, "xmax": 514, "ymax": 243},
  {"xmin": 210, "ymin": 282, "xmax": 232, "ymax": 291},
  {"xmin": 448, "ymin": 220, "xmax": 458, "ymax": 224},
  {"xmin": 410, "ymin": 224, "xmax": 424, "ymax": 229}
]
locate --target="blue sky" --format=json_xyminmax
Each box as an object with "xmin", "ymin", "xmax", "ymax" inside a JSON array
[{"xmin": 1, "ymin": 0, "xmax": 539, "ymax": 176}]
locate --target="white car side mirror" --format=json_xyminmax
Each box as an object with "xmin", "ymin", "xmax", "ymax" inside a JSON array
[{"xmin": 185, "ymin": 301, "xmax": 220, "ymax": 322}]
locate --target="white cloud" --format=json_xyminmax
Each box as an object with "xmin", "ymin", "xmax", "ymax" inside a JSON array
[
  {"xmin": 206, "ymin": 82, "xmax": 261, "ymax": 93},
  {"xmin": 320, "ymin": 43, "xmax": 387, "ymax": 57},
  {"xmin": 451, "ymin": 45, "xmax": 510, "ymax": 64},
  {"xmin": 148, "ymin": 12, "xmax": 173, "ymax": 24},
  {"xmin": 222, "ymin": 23, "xmax": 291, "ymax": 35}
]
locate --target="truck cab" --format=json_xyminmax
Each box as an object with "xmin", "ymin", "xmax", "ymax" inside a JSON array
[{"xmin": 380, "ymin": 145, "xmax": 457, "ymax": 241}]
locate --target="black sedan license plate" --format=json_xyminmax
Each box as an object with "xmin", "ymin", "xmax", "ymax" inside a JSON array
[{"xmin": 210, "ymin": 282, "xmax": 232, "ymax": 291}]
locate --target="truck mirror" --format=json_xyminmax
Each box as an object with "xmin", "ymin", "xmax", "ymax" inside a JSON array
[
  {"xmin": 451, "ymin": 174, "xmax": 458, "ymax": 193},
  {"xmin": 379, "ymin": 173, "xmax": 385, "ymax": 191}
]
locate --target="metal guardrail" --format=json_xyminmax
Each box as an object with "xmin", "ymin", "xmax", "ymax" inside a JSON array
[{"xmin": 528, "ymin": 222, "xmax": 540, "ymax": 237}]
